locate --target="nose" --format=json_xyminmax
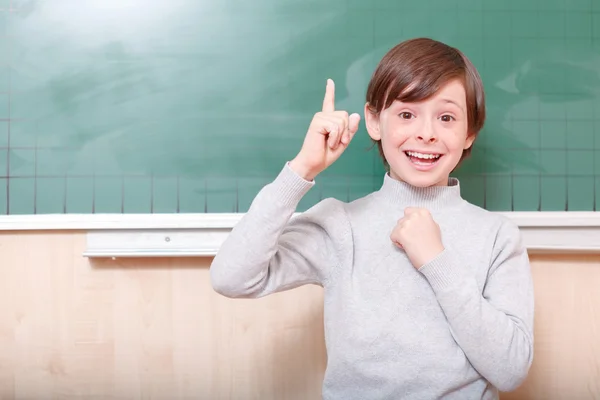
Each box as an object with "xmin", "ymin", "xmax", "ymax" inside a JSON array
[{"xmin": 417, "ymin": 120, "xmax": 437, "ymax": 143}]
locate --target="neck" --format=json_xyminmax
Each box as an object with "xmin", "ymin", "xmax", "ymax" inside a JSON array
[{"xmin": 376, "ymin": 173, "xmax": 463, "ymax": 210}]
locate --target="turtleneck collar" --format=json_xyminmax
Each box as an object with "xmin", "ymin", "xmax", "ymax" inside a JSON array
[{"xmin": 376, "ymin": 173, "xmax": 464, "ymax": 210}]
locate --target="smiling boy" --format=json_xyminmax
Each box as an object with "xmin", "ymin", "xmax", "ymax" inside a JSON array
[{"xmin": 210, "ymin": 38, "xmax": 534, "ymax": 399}]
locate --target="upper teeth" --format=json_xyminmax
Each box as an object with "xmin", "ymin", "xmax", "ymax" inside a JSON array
[{"xmin": 406, "ymin": 151, "xmax": 440, "ymax": 159}]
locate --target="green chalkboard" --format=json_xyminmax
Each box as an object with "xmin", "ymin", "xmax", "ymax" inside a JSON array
[{"xmin": 1, "ymin": 0, "xmax": 600, "ymax": 214}]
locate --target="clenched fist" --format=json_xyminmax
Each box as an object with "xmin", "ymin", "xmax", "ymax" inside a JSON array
[
  {"xmin": 390, "ymin": 207, "xmax": 445, "ymax": 269},
  {"xmin": 289, "ymin": 79, "xmax": 361, "ymax": 181}
]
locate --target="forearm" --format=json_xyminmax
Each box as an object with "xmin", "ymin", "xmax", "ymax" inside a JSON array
[
  {"xmin": 210, "ymin": 164, "xmax": 313, "ymax": 297},
  {"xmin": 419, "ymin": 250, "xmax": 534, "ymax": 392}
]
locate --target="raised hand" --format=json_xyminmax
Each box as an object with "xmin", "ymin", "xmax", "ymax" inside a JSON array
[
  {"xmin": 390, "ymin": 207, "xmax": 445, "ymax": 269},
  {"xmin": 289, "ymin": 79, "xmax": 361, "ymax": 181}
]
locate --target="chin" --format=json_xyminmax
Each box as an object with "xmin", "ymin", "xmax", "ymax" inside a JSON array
[
  {"xmin": 387, "ymin": 152, "xmax": 458, "ymax": 187},
  {"xmin": 399, "ymin": 174, "xmax": 443, "ymax": 188},
  {"xmin": 388, "ymin": 162, "xmax": 449, "ymax": 187}
]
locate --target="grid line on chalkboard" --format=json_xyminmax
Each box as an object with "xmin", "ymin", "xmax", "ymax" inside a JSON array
[{"xmin": 5, "ymin": 6, "xmax": 10, "ymax": 215}]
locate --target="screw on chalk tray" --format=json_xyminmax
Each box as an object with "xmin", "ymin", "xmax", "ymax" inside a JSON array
[{"xmin": 165, "ymin": 236, "xmax": 170, "ymax": 242}]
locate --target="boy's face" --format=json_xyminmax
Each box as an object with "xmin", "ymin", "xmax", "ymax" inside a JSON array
[{"xmin": 365, "ymin": 79, "xmax": 474, "ymax": 187}]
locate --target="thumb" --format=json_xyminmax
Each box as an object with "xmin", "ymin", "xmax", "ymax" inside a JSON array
[
  {"xmin": 404, "ymin": 207, "xmax": 419, "ymax": 216},
  {"xmin": 348, "ymin": 113, "xmax": 361, "ymax": 134},
  {"xmin": 391, "ymin": 236, "xmax": 403, "ymax": 249}
]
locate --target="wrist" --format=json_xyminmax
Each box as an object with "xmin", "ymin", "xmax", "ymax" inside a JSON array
[
  {"xmin": 289, "ymin": 157, "xmax": 318, "ymax": 181},
  {"xmin": 418, "ymin": 249, "xmax": 466, "ymax": 293},
  {"xmin": 415, "ymin": 244, "xmax": 445, "ymax": 269}
]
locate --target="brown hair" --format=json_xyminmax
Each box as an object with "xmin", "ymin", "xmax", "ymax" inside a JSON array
[{"xmin": 366, "ymin": 37, "xmax": 486, "ymax": 170}]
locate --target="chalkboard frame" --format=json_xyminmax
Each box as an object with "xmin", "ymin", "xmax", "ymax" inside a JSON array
[{"xmin": 0, "ymin": 212, "xmax": 598, "ymax": 256}]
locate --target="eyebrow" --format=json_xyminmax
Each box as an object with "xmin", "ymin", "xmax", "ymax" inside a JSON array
[{"xmin": 440, "ymin": 98, "xmax": 465, "ymax": 112}]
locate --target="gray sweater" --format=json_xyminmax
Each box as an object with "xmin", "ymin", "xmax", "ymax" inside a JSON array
[{"xmin": 210, "ymin": 163, "xmax": 534, "ymax": 399}]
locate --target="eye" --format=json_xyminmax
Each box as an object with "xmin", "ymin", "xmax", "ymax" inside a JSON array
[
  {"xmin": 440, "ymin": 114, "xmax": 455, "ymax": 122},
  {"xmin": 399, "ymin": 112, "xmax": 414, "ymax": 120}
]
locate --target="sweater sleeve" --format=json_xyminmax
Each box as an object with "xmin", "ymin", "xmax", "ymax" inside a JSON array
[
  {"xmin": 210, "ymin": 163, "xmax": 352, "ymax": 298},
  {"xmin": 417, "ymin": 218, "xmax": 534, "ymax": 392}
]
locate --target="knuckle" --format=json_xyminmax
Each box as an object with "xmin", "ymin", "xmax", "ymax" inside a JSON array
[{"xmin": 333, "ymin": 115, "xmax": 345, "ymax": 124}]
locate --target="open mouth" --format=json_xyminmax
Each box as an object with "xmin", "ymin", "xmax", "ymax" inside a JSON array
[{"xmin": 404, "ymin": 151, "xmax": 443, "ymax": 168}]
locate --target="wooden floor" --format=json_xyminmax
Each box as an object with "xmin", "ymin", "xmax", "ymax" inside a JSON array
[{"xmin": 0, "ymin": 231, "xmax": 599, "ymax": 399}]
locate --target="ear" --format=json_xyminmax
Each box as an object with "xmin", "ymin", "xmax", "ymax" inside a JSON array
[
  {"xmin": 464, "ymin": 133, "xmax": 476, "ymax": 150},
  {"xmin": 364, "ymin": 102, "xmax": 381, "ymax": 141}
]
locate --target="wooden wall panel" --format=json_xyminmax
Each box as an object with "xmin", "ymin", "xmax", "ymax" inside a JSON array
[{"xmin": 0, "ymin": 232, "xmax": 598, "ymax": 399}]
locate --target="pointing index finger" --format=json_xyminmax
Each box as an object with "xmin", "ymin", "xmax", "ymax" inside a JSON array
[{"xmin": 322, "ymin": 79, "xmax": 335, "ymax": 113}]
